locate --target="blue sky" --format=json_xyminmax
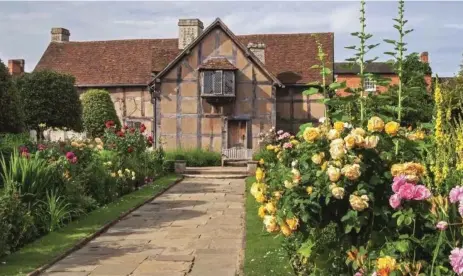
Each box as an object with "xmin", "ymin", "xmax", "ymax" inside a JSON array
[{"xmin": 0, "ymin": 1, "xmax": 462, "ymax": 76}]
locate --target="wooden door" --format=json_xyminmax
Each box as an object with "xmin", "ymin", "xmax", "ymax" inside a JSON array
[{"xmin": 228, "ymin": 120, "xmax": 247, "ymax": 148}]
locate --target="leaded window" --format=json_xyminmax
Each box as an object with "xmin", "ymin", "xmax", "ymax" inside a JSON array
[
  {"xmin": 201, "ymin": 70, "xmax": 235, "ymax": 96},
  {"xmin": 364, "ymin": 78, "xmax": 376, "ymax": 92}
]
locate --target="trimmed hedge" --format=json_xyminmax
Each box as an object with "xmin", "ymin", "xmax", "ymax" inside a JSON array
[
  {"xmin": 81, "ymin": 89, "xmax": 120, "ymax": 138},
  {"xmin": 0, "ymin": 59, "xmax": 24, "ymax": 133},
  {"xmin": 165, "ymin": 148, "xmax": 221, "ymax": 167}
]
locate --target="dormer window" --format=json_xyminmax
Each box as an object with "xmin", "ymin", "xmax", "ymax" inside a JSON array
[{"xmin": 199, "ymin": 57, "xmax": 237, "ymax": 98}]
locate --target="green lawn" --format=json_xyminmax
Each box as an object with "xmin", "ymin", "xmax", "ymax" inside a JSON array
[
  {"xmin": 0, "ymin": 174, "xmax": 180, "ymax": 276},
  {"xmin": 244, "ymin": 177, "xmax": 294, "ymax": 276}
]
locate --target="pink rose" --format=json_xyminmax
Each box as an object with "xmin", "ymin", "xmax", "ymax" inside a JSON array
[
  {"xmin": 436, "ymin": 221, "xmax": 448, "ymax": 231},
  {"xmin": 412, "ymin": 185, "xmax": 431, "ymax": 200},
  {"xmin": 392, "ymin": 175, "xmax": 407, "ymax": 193},
  {"xmin": 450, "ymin": 186, "xmax": 463, "ymax": 203},
  {"xmin": 277, "ymin": 130, "xmax": 284, "ymax": 135},
  {"xmin": 389, "ymin": 193, "xmax": 402, "ymax": 209},
  {"xmin": 283, "ymin": 142, "xmax": 293, "ymax": 149},
  {"xmin": 398, "ymin": 183, "xmax": 416, "ymax": 200}
]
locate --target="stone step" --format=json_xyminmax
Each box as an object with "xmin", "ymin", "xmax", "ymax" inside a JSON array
[
  {"xmin": 185, "ymin": 169, "xmax": 247, "ymax": 175},
  {"xmin": 223, "ymin": 160, "xmax": 248, "ymax": 167},
  {"xmin": 182, "ymin": 174, "xmax": 248, "ymax": 179}
]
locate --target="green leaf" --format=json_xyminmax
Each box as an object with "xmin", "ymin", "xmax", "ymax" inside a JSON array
[
  {"xmin": 383, "ymin": 39, "xmax": 396, "ymax": 44},
  {"xmin": 329, "ymin": 81, "xmax": 346, "ymax": 90},
  {"xmin": 298, "ymin": 240, "xmax": 316, "ymax": 257},
  {"xmin": 404, "ymin": 216, "xmax": 412, "ymax": 226},
  {"xmin": 307, "ymin": 81, "xmax": 320, "ymax": 86},
  {"xmin": 345, "ymin": 45, "xmax": 356, "ymax": 50},
  {"xmin": 397, "ymin": 215, "xmax": 404, "ymax": 226},
  {"xmin": 396, "ymin": 240, "xmax": 409, "ymax": 253},
  {"xmin": 344, "ymin": 224, "xmax": 353, "ymax": 234},
  {"xmin": 310, "ymin": 65, "xmax": 322, "ymax": 69},
  {"xmin": 303, "ymin": 87, "xmax": 319, "ymax": 96},
  {"xmin": 322, "ymin": 68, "xmax": 332, "ymax": 75}
]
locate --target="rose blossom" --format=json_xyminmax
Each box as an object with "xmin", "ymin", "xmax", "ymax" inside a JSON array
[
  {"xmin": 283, "ymin": 142, "xmax": 293, "ymax": 149},
  {"xmin": 450, "ymin": 247, "xmax": 463, "ymax": 275},
  {"xmin": 277, "ymin": 130, "xmax": 284, "ymax": 135},
  {"xmin": 389, "ymin": 194, "xmax": 402, "ymax": 209},
  {"xmin": 412, "ymin": 185, "xmax": 431, "ymax": 200},
  {"xmin": 392, "ymin": 175, "xmax": 407, "ymax": 193},
  {"xmin": 450, "ymin": 186, "xmax": 463, "ymax": 203},
  {"xmin": 397, "ymin": 183, "xmax": 416, "ymax": 200},
  {"xmin": 436, "ymin": 221, "xmax": 448, "ymax": 231},
  {"xmin": 65, "ymin": 151, "xmax": 78, "ymax": 164}
]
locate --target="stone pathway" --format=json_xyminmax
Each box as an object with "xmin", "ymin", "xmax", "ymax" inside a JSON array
[{"xmin": 43, "ymin": 178, "xmax": 245, "ymax": 276}]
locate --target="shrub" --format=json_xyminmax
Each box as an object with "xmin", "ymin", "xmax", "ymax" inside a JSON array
[
  {"xmin": 17, "ymin": 70, "xmax": 82, "ymax": 132},
  {"xmin": 81, "ymin": 89, "xmax": 120, "ymax": 137},
  {"xmin": 0, "ymin": 59, "xmax": 24, "ymax": 133},
  {"xmin": 165, "ymin": 148, "xmax": 221, "ymax": 167}
]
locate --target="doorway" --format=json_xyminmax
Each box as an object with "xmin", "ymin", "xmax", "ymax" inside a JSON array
[{"xmin": 227, "ymin": 120, "xmax": 249, "ymax": 149}]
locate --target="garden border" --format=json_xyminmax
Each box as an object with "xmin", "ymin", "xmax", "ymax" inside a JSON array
[{"xmin": 27, "ymin": 175, "xmax": 184, "ymax": 276}]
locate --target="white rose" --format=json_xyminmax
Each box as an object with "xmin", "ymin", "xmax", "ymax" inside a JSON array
[
  {"xmin": 327, "ymin": 129, "xmax": 340, "ymax": 140},
  {"xmin": 327, "ymin": 166, "xmax": 341, "ymax": 182},
  {"xmin": 364, "ymin": 135, "xmax": 380, "ymax": 149},
  {"xmin": 329, "ymin": 144, "xmax": 346, "ymax": 160}
]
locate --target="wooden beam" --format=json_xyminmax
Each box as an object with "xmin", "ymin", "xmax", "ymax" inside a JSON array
[{"xmin": 176, "ymin": 66, "xmax": 182, "ymax": 148}]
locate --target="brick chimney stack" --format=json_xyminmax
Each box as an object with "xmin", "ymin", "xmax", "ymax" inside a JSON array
[
  {"xmin": 247, "ymin": 42, "xmax": 266, "ymax": 64},
  {"xmin": 178, "ymin": 19, "xmax": 203, "ymax": 50},
  {"xmin": 420, "ymin": 52, "xmax": 429, "ymax": 63},
  {"xmin": 51, "ymin": 27, "xmax": 70, "ymax": 42},
  {"xmin": 8, "ymin": 59, "xmax": 25, "ymax": 76}
]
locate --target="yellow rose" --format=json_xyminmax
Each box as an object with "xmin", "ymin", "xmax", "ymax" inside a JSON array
[
  {"xmin": 273, "ymin": 191, "xmax": 283, "ymax": 200},
  {"xmin": 303, "ymin": 127, "xmax": 320, "ymax": 143},
  {"xmin": 266, "ymin": 144, "xmax": 274, "ymax": 151},
  {"xmin": 321, "ymin": 161, "xmax": 328, "ymax": 171},
  {"xmin": 96, "ymin": 144, "xmax": 104, "ymax": 150},
  {"xmin": 341, "ymin": 164, "xmax": 361, "ymax": 181},
  {"xmin": 333, "ymin": 121, "xmax": 345, "ymax": 132},
  {"xmin": 306, "ymin": 186, "xmax": 313, "ymax": 195},
  {"xmin": 327, "ymin": 166, "xmax": 341, "ymax": 182},
  {"xmin": 376, "ymin": 256, "xmax": 397, "ymax": 271},
  {"xmin": 344, "ymin": 135, "xmax": 356, "ymax": 149},
  {"xmin": 367, "ymin": 116, "xmax": 385, "ymax": 132},
  {"xmin": 255, "ymin": 168, "xmax": 264, "ymax": 182},
  {"xmin": 264, "ymin": 215, "xmax": 279, "ymax": 233},
  {"xmin": 110, "ymin": 172, "xmax": 116, "ymax": 178},
  {"xmin": 385, "ymin": 121, "xmax": 400, "ymax": 136},
  {"xmin": 364, "ymin": 135, "xmax": 379, "ymax": 149},
  {"xmin": 258, "ymin": 205, "xmax": 266, "ymax": 218},
  {"xmin": 284, "ymin": 180, "xmax": 295, "ymax": 189},
  {"xmin": 280, "ymin": 222, "xmax": 292, "ymax": 236},
  {"xmin": 94, "ymin": 137, "xmax": 103, "ymax": 144},
  {"xmin": 331, "ymin": 186, "xmax": 345, "ymax": 199},
  {"xmin": 259, "ymin": 158, "xmax": 265, "ymax": 165},
  {"xmin": 274, "ymin": 146, "xmax": 281, "ymax": 153},
  {"xmin": 349, "ymin": 194, "xmax": 369, "ymax": 211},
  {"xmin": 250, "ymin": 182, "xmax": 266, "ymax": 198},
  {"xmin": 354, "ymin": 135, "xmax": 365, "ymax": 147},
  {"xmin": 351, "ymin": 127, "xmax": 366, "ymax": 137},
  {"xmin": 290, "ymin": 139, "xmax": 299, "ymax": 146},
  {"xmin": 311, "ymin": 153, "xmax": 323, "ymax": 165},
  {"xmin": 391, "ymin": 164, "xmax": 404, "ymax": 176},
  {"xmin": 330, "ymin": 144, "xmax": 346, "ymax": 160},
  {"xmin": 71, "ymin": 141, "xmax": 79, "ymax": 147},
  {"xmin": 286, "ymin": 217, "xmax": 299, "ymax": 231},
  {"xmin": 327, "ymin": 129, "xmax": 340, "ymax": 140},
  {"xmin": 265, "ymin": 202, "xmax": 277, "ymax": 214},
  {"xmin": 255, "ymin": 192, "xmax": 266, "ymax": 203},
  {"xmin": 403, "ymin": 162, "xmax": 426, "ymax": 177}
]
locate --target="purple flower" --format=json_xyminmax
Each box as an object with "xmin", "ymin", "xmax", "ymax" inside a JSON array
[
  {"xmin": 450, "ymin": 186, "xmax": 463, "ymax": 203},
  {"xmin": 436, "ymin": 221, "xmax": 448, "ymax": 231},
  {"xmin": 412, "ymin": 185, "xmax": 431, "ymax": 200},
  {"xmin": 398, "ymin": 183, "xmax": 416, "ymax": 200},
  {"xmin": 450, "ymin": 247, "xmax": 463, "ymax": 275},
  {"xmin": 392, "ymin": 175, "xmax": 407, "ymax": 193},
  {"xmin": 389, "ymin": 193, "xmax": 402, "ymax": 209}
]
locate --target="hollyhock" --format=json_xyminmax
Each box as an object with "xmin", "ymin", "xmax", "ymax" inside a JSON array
[
  {"xmin": 436, "ymin": 221, "xmax": 448, "ymax": 231},
  {"xmin": 105, "ymin": 120, "xmax": 115, "ymax": 128},
  {"xmin": 397, "ymin": 183, "xmax": 416, "ymax": 200},
  {"xmin": 140, "ymin": 124, "xmax": 146, "ymax": 133},
  {"xmin": 389, "ymin": 194, "xmax": 402, "ymax": 209},
  {"xmin": 450, "ymin": 186, "xmax": 463, "ymax": 203},
  {"xmin": 412, "ymin": 185, "xmax": 431, "ymax": 200},
  {"xmin": 392, "ymin": 175, "xmax": 407, "ymax": 193},
  {"xmin": 450, "ymin": 247, "xmax": 463, "ymax": 275}
]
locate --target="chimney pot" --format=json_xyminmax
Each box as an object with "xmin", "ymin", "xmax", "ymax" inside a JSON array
[
  {"xmin": 51, "ymin": 27, "xmax": 70, "ymax": 42},
  {"xmin": 8, "ymin": 59, "xmax": 25, "ymax": 76},
  {"xmin": 420, "ymin": 51, "xmax": 429, "ymax": 63},
  {"xmin": 247, "ymin": 42, "xmax": 266, "ymax": 64},
  {"xmin": 178, "ymin": 19, "xmax": 203, "ymax": 50}
]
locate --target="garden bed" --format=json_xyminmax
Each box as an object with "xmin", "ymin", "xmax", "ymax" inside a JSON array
[{"xmin": 0, "ymin": 174, "xmax": 180, "ymax": 276}]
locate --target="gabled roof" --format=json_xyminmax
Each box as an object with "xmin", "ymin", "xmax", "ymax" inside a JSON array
[
  {"xmin": 334, "ymin": 62, "xmax": 395, "ymax": 74},
  {"xmin": 198, "ymin": 57, "xmax": 237, "ymax": 70},
  {"xmin": 153, "ymin": 18, "xmax": 282, "ymax": 87},
  {"xmin": 35, "ymin": 19, "xmax": 334, "ymax": 86}
]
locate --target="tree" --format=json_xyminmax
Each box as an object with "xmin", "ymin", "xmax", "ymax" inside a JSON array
[
  {"xmin": 459, "ymin": 52, "xmax": 463, "ymax": 77},
  {"xmin": 0, "ymin": 59, "xmax": 24, "ymax": 133},
  {"xmin": 17, "ymin": 70, "xmax": 82, "ymax": 132},
  {"xmin": 81, "ymin": 89, "xmax": 120, "ymax": 138}
]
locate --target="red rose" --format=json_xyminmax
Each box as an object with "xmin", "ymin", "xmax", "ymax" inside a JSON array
[
  {"xmin": 38, "ymin": 144, "xmax": 46, "ymax": 151},
  {"xmin": 123, "ymin": 125, "xmax": 129, "ymax": 130},
  {"xmin": 105, "ymin": 120, "xmax": 115, "ymax": 128},
  {"xmin": 140, "ymin": 124, "xmax": 146, "ymax": 133},
  {"xmin": 65, "ymin": 151, "xmax": 78, "ymax": 164},
  {"xmin": 128, "ymin": 147, "xmax": 133, "ymax": 153},
  {"xmin": 147, "ymin": 135, "xmax": 154, "ymax": 145},
  {"xmin": 116, "ymin": 131, "xmax": 125, "ymax": 137},
  {"xmin": 130, "ymin": 128, "xmax": 135, "ymax": 133}
]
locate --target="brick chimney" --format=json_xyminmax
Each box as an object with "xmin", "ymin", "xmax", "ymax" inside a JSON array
[
  {"xmin": 8, "ymin": 59, "xmax": 25, "ymax": 76},
  {"xmin": 178, "ymin": 19, "xmax": 203, "ymax": 50},
  {"xmin": 420, "ymin": 52, "xmax": 429, "ymax": 63},
  {"xmin": 247, "ymin": 42, "xmax": 266, "ymax": 64},
  {"xmin": 51, "ymin": 27, "xmax": 70, "ymax": 42}
]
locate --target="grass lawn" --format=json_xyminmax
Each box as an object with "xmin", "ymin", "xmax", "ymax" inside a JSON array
[
  {"xmin": 244, "ymin": 177, "xmax": 294, "ymax": 276},
  {"xmin": 0, "ymin": 174, "xmax": 180, "ymax": 276}
]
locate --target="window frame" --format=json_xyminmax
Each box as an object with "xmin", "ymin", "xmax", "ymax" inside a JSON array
[
  {"xmin": 201, "ymin": 70, "xmax": 235, "ymax": 97},
  {"xmin": 364, "ymin": 77, "xmax": 377, "ymax": 92}
]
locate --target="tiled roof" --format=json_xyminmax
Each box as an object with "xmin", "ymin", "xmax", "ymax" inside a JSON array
[
  {"xmin": 35, "ymin": 32, "xmax": 334, "ymax": 86},
  {"xmin": 334, "ymin": 62, "xmax": 395, "ymax": 74},
  {"xmin": 198, "ymin": 57, "xmax": 237, "ymax": 70}
]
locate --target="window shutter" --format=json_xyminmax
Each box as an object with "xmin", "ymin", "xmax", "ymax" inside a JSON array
[
  {"xmin": 223, "ymin": 71, "xmax": 235, "ymax": 95},
  {"xmin": 213, "ymin": 70, "xmax": 222, "ymax": 94}
]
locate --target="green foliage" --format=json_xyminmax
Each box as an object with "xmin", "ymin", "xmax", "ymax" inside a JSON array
[
  {"xmin": 17, "ymin": 70, "xmax": 82, "ymax": 131},
  {"xmin": 39, "ymin": 190, "xmax": 74, "ymax": 232},
  {"xmin": 81, "ymin": 89, "xmax": 120, "ymax": 137},
  {"xmin": 165, "ymin": 148, "xmax": 221, "ymax": 167},
  {"xmin": 0, "ymin": 59, "xmax": 24, "ymax": 133}
]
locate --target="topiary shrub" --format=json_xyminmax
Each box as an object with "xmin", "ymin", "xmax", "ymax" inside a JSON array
[
  {"xmin": 0, "ymin": 59, "xmax": 24, "ymax": 133},
  {"xmin": 81, "ymin": 89, "xmax": 120, "ymax": 138},
  {"xmin": 17, "ymin": 70, "xmax": 82, "ymax": 133}
]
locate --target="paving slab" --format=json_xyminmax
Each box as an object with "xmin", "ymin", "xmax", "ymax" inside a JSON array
[{"xmin": 42, "ymin": 177, "xmax": 245, "ymax": 276}]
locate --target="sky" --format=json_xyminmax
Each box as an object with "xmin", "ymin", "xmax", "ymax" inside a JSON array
[{"xmin": 0, "ymin": 1, "xmax": 462, "ymax": 76}]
